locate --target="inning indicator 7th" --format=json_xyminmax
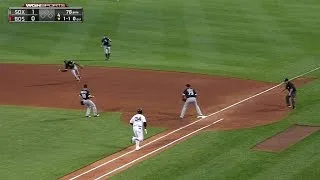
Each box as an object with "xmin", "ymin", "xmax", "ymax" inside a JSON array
[{"xmin": 8, "ymin": 6, "xmax": 83, "ymax": 23}]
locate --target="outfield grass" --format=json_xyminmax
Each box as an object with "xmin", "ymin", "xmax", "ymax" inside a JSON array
[
  {"xmin": 0, "ymin": 106, "xmax": 163, "ymax": 179},
  {"xmin": 0, "ymin": 0, "xmax": 319, "ymax": 179},
  {"xmin": 112, "ymin": 77, "xmax": 320, "ymax": 180},
  {"xmin": 0, "ymin": 0, "xmax": 319, "ymax": 82}
]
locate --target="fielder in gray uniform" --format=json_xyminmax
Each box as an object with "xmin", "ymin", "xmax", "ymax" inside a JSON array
[
  {"xmin": 180, "ymin": 84, "xmax": 206, "ymax": 119},
  {"xmin": 59, "ymin": 60, "xmax": 82, "ymax": 81},
  {"xmin": 101, "ymin": 35, "xmax": 112, "ymax": 60},
  {"xmin": 79, "ymin": 84, "xmax": 99, "ymax": 118}
]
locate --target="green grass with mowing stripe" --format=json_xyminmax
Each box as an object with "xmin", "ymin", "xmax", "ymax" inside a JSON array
[
  {"xmin": 112, "ymin": 78, "xmax": 320, "ymax": 180},
  {"xmin": 0, "ymin": 106, "xmax": 163, "ymax": 179},
  {"xmin": 0, "ymin": 0, "xmax": 319, "ymax": 82},
  {"xmin": 0, "ymin": 0, "xmax": 319, "ymax": 179}
]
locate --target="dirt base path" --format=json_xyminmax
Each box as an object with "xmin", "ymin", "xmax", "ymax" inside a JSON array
[
  {"xmin": 0, "ymin": 64, "xmax": 312, "ymax": 179},
  {"xmin": 253, "ymin": 125, "xmax": 320, "ymax": 152}
]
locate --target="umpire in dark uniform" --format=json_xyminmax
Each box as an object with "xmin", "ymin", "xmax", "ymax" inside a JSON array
[
  {"xmin": 101, "ymin": 35, "xmax": 112, "ymax": 60},
  {"xmin": 284, "ymin": 78, "xmax": 297, "ymax": 109}
]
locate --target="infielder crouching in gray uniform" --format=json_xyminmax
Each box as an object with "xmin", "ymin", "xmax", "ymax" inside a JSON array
[
  {"xmin": 180, "ymin": 84, "xmax": 206, "ymax": 119},
  {"xmin": 60, "ymin": 60, "xmax": 83, "ymax": 81},
  {"xmin": 79, "ymin": 84, "xmax": 99, "ymax": 118}
]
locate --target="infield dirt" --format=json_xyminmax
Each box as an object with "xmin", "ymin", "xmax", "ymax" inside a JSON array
[{"xmin": 0, "ymin": 64, "xmax": 314, "ymax": 179}]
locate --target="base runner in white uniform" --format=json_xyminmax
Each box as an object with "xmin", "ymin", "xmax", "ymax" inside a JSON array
[{"xmin": 130, "ymin": 108, "xmax": 147, "ymax": 151}]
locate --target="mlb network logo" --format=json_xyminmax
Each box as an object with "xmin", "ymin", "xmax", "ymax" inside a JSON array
[{"xmin": 23, "ymin": 3, "xmax": 68, "ymax": 7}]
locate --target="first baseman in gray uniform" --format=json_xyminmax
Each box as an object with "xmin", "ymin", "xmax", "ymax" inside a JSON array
[
  {"xmin": 180, "ymin": 84, "xmax": 206, "ymax": 119},
  {"xmin": 79, "ymin": 84, "xmax": 99, "ymax": 118}
]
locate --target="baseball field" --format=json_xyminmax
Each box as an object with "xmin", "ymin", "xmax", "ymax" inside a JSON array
[{"xmin": 0, "ymin": 0, "xmax": 319, "ymax": 179}]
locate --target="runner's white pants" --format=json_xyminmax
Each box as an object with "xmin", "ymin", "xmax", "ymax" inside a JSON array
[{"xmin": 132, "ymin": 125, "xmax": 144, "ymax": 142}]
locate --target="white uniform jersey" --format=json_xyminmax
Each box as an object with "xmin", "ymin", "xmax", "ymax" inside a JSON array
[{"xmin": 130, "ymin": 114, "xmax": 146, "ymax": 127}]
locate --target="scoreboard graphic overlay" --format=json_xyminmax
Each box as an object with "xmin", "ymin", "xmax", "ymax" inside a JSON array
[{"xmin": 8, "ymin": 3, "xmax": 83, "ymax": 23}]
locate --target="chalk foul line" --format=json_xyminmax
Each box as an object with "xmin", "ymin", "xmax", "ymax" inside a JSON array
[
  {"xmin": 94, "ymin": 118, "xmax": 224, "ymax": 180},
  {"xmin": 68, "ymin": 66, "xmax": 320, "ymax": 180}
]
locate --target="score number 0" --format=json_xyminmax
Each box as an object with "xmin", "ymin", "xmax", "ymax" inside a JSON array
[{"xmin": 13, "ymin": 9, "xmax": 35, "ymax": 22}]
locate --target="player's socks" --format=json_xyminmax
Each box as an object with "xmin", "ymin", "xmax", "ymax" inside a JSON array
[{"xmin": 135, "ymin": 140, "xmax": 140, "ymax": 149}]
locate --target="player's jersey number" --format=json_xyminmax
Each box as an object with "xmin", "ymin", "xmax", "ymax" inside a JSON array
[
  {"xmin": 135, "ymin": 117, "xmax": 142, "ymax": 122},
  {"xmin": 187, "ymin": 89, "xmax": 194, "ymax": 96},
  {"xmin": 80, "ymin": 91, "xmax": 87, "ymax": 99}
]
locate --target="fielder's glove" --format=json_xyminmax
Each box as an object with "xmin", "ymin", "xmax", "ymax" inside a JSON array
[
  {"xmin": 80, "ymin": 101, "xmax": 84, "ymax": 105},
  {"xmin": 182, "ymin": 98, "xmax": 186, "ymax": 102},
  {"xmin": 60, "ymin": 69, "xmax": 67, "ymax": 72}
]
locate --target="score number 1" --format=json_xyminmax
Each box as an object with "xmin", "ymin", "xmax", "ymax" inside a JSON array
[{"xmin": 12, "ymin": 9, "xmax": 36, "ymax": 22}]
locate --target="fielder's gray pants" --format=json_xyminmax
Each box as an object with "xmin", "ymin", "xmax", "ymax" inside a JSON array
[
  {"xmin": 103, "ymin": 46, "xmax": 111, "ymax": 54},
  {"xmin": 286, "ymin": 91, "xmax": 296, "ymax": 107},
  {"xmin": 71, "ymin": 65, "xmax": 80, "ymax": 80},
  {"xmin": 180, "ymin": 97, "xmax": 203, "ymax": 118},
  {"xmin": 82, "ymin": 99, "xmax": 98, "ymax": 116}
]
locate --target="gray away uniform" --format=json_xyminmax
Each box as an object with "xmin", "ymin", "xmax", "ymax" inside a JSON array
[
  {"xmin": 180, "ymin": 87, "xmax": 204, "ymax": 118},
  {"xmin": 80, "ymin": 88, "xmax": 99, "ymax": 117}
]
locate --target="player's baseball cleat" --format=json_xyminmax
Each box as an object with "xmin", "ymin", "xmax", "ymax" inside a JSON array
[
  {"xmin": 135, "ymin": 147, "xmax": 141, "ymax": 151},
  {"xmin": 94, "ymin": 114, "xmax": 100, "ymax": 117},
  {"xmin": 85, "ymin": 115, "xmax": 91, "ymax": 118}
]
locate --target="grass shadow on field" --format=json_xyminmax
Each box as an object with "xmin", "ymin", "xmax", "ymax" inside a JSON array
[
  {"xmin": 76, "ymin": 59, "xmax": 103, "ymax": 62},
  {"xmin": 40, "ymin": 117, "xmax": 80, "ymax": 122},
  {"xmin": 24, "ymin": 80, "xmax": 76, "ymax": 87}
]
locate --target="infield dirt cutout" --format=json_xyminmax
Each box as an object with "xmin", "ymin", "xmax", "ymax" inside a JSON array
[
  {"xmin": 0, "ymin": 64, "xmax": 315, "ymax": 179},
  {"xmin": 253, "ymin": 125, "xmax": 320, "ymax": 152}
]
